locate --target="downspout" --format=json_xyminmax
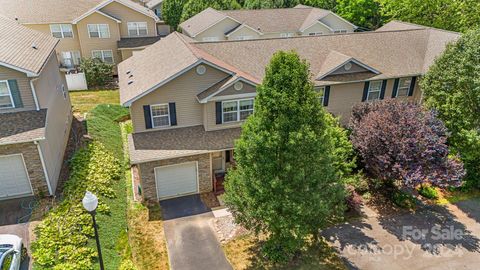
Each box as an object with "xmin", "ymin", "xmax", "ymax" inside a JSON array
[
  {"xmin": 29, "ymin": 77, "xmax": 40, "ymax": 111},
  {"xmin": 34, "ymin": 140, "xmax": 53, "ymax": 196}
]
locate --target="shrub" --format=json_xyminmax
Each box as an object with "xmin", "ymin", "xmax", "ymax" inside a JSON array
[
  {"xmin": 31, "ymin": 143, "xmax": 121, "ymax": 270},
  {"xmin": 392, "ymin": 190, "xmax": 417, "ymax": 209},
  {"xmin": 418, "ymin": 185, "xmax": 439, "ymax": 200},
  {"xmin": 345, "ymin": 185, "xmax": 363, "ymax": 212},
  {"xmin": 79, "ymin": 58, "xmax": 113, "ymax": 89},
  {"xmin": 350, "ymin": 99, "xmax": 465, "ymax": 189}
]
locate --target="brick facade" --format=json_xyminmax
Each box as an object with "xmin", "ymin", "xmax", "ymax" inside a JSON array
[
  {"xmin": 0, "ymin": 142, "xmax": 49, "ymax": 196},
  {"xmin": 138, "ymin": 153, "xmax": 212, "ymax": 201}
]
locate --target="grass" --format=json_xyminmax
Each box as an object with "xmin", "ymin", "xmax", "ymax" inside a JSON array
[
  {"xmin": 436, "ymin": 189, "xmax": 480, "ymax": 205},
  {"xmin": 83, "ymin": 104, "xmax": 130, "ymax": 270},
  {"xmin": 121, "ymin": 121, "xmax": 169, "ymax": 270},
  {"xmin": 223, "ymin": 235, "xmax": 346, "ymax": 270},
  {"xmin": 70, "ymin": 89, "xmax": 119, "ymax": 115}
]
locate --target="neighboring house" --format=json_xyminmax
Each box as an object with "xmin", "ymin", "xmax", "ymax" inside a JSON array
[
  {"xmin": 179, "ymin": 5, "xmax": 357, "ymax": 42},
  {"xmin": 0, "ymin": 0, "xmax": 168, "ymax": 73},
  {"xmin": 0, "ymin": 16, "xmax": 72, "ymax": 200},
  {"xmin": 118, "ymin": 21, "xmax": 459, "ymax": 202}
]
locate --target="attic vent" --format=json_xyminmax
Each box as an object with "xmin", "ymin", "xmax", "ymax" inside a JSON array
[
  {"xmin": 14, "ymin": 16, "xmax": 18, "ymax": 21},
  {"xmin": 344, "ymin": 62, "xmax": 352, "ymax": 71},
  {"xmin": 128, "ymin": 80, "xmax": 134, "ymax": 85},
  {"xmin": 129, "ymin": 74, "xmax": 133, "ymax": 78},
  {"xmin": 234, "ymin": 81, "xmax": 243, "ymax": 91},
  {"xmin": 126, "ymin": 70, "xmax": 131, "ymax": 75},
  {"xmin": 31, "ymin": 43, "xmax": 38, "ymax": 49},
  {"xmin": 196, "ymin": 65, "xmax": 206, "ymax": 75}
]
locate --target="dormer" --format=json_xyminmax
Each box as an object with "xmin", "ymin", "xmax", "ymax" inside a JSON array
[{"xmin": 316, "ymin": 51, "xmax": 380, "ymax": 81}]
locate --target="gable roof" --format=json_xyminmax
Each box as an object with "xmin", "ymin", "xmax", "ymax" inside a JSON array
[
  {"xmin": 0, "ymin": 16, "xmax": 58, "ymax": 76},
  {"xmin": 316, "ymin": 51, "xmax": 380, "ymax": 80},
  {"xmin": 179, "ymin": 6, "xmax": 355, "ymax": 37},
  {"xmin": 376, "ymin": 21, "xmax": 426, "ymax": 32},
  {"xmin": 0, "ymin": 0, "xmax": 158, "ymax": 24},
  {"xmin": 119, "ymin": 26, "xmax": 460, "ymax": 106}
]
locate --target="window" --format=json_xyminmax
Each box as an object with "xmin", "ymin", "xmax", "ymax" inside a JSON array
[
  {"xmin": 151, "ymin": 104, "xmax": 170, "ymax": 127},
  {"xmin": 308, "ymin": 32, "xmax": 323, "ymax": 36},
  {"xmin": 127, "ymin": 22, "xmax": 148, "ymax": 36},
  {"xmin": 233, "ymin": 35, "xmax": 253, "ymax": 40},
  {"xmin": 367, "ymin": 81, "xmax": 382, "ymax": 101},
  {"xmin": 316, "ymin": 86, "xmax": 325, "ymax": 105},
  {"xmin": 202, "ymin": 36, "xmax": 220, "ymax": 42},
  {"xmin": 396, "ymin": 78, "xmax": 412, "ymax": 97},
  {"xmin": 154, "ymin": 8, "xmax": 162, "ymax": 19},
  {"xmin": 0, "ymin": 80, "xmax": 13, "ymax": 109},
  {"xmin": 87, "ymin": 24, "xmax": 110, "ymax": 38},
  {"xmin": 61, "ymin": 51, "xmax": 81, "ymax": 68},
  {"xmin": 60, "ymin": 84, "xmax": 67, "ymax": 99},
  {"xmin": 333, "ymin": 29, "xmax": 348, "ymax": 34},
  {"xmin": 92, "ymin": 50, "xmax": 114, "ymax": 63},
  {"xmin": 280, "ymin": 32, "xmax": 294, "ymax": 38},
  {"xmin": 50, "ymin": 24, "xmax": 73, "ymax": 38},
  {"xmin": 222, "ymin": 99, "xmax": 254, "ymax": 123}
]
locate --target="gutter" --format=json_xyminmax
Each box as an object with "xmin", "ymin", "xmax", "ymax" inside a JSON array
[
  {"xmin": 29, "ymin": 77, "xmax": 40, "ymax": 111},
  {"xmin": 34, "ymin": 140, "xmax": 53, "ymax": 196}
]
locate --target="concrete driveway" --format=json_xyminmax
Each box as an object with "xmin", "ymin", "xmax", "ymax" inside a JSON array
[
  {"xmin": 161, "ymin": 195, "xmax": 232, "ymax": 270},
  {"xmin": 323, "ymin": 199, "xmax": 480, "ymax": 270}
]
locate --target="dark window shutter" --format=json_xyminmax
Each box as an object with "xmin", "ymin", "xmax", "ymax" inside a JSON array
[
  {"xmin": 408, "ymin": 76, "xmax": 417, "ymax": 96},
  {"xmin": 392, "ymin": 78, "xmax": 400, "ymax": 98},
  {"xmin": 361, "ymin": 81, "xmax": 370, "ymax": 102},
  {"xmin": 169, "ymin": 102, "xmax": 177, "ymax": 126},
  {"xmin": 215, "ymin": 102, "xmax": 222, "ymax": 124},
  {"xmin": 8, "ymin": 80, "xmax": 23, "ymax": 108},
  {"xmin": 380, "ymin": 80, "xmax": 387, "ymax": 99},
  {"xmin": 143, "ymin": 105, "xmax": 152, "ymax": 129},
  {"xmin": 323, "ymin": 86, "xmax": 330, "ymax": 106}
]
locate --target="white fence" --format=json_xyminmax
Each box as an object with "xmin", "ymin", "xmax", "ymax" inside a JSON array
[{"xmin": 65, "ymin": 72, "xmax": 88, "ymax": 91}]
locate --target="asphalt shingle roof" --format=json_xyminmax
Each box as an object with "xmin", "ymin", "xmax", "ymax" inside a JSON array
[
  {"xmin": 117, "ymin": 36, "xmax": 162, "ymax": 49},
  {"xmin": 0, "ymin": 109, "xmax": 47, "ymax": 145}
]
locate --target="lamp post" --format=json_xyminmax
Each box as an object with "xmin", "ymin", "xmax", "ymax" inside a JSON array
[{"xmin": 82, "ymin": 191, "xmax": 105, "ymax": 270}]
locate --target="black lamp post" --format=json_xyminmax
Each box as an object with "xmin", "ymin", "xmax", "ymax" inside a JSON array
[{"xmin": 82, "ymin": 191, "xmax": 105, "ymax": 270}]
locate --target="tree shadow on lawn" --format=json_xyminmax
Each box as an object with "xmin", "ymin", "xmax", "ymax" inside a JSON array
[
  {"xmin": 378, "ymin": 203, "xmax": 480, "ymax": 254},
  {"xmin": 455, "ymin": 198, "xmax": 480, "ymax": 224}
]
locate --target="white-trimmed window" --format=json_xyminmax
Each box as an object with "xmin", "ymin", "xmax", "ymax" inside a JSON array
[
  {"xmin": 367, "ymin": 81, "xmax": 382, "ymax": 101},
  {"xmin": 151, "ymin": 104, "xmax": 170, "ymax": 127},
  {"xmin": 50, "ymin": 24, "xmax": 73, "ymax": 38},
  {"xmin": 202, "ymin": 36, "xmax": 220, "ymax": 42},
  {"xmin": 280, "ymin": 32, "xmax": 294, "ymax": 38},
  {"xmin": 127, "ymin": 22, "xmax": 148, "ymax": 36},
  {"xmin": 61, "ymin": 51, "xmax": 81, "ymax": 68},
  {"xmin": 0, "ymin": 80, "xmax": 14, "ymax": 109},
  {"xmin": 222, "ymin": 99, "xmax": 254, "ymax": 123},
  {"xmin": 87, "ymin": 24, "xmax": 110, "ymax": 38},
  {"xmin": 333, "ymin": 29, "xmax": 348, "ymax": 34},
  {"xmin": 92, "ymin": 50, "xmax": 114, "ymax": 64},
  {"xmin": 308, "ymin": 32, "xmax": 323, "ymax": 36},
  {"xmin": 233, "ymin": 35, "xmax": 253, "ymax": 40},
  {"xmin": 316, "ymin": 86, "xmax": 325, "ymax": 104},
  {"xmin": 396, "ymin": 78, "xmax": 412, "ymax": 97}
]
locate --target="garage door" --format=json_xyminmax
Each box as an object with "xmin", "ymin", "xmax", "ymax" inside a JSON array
[
  {"xmin": 155, "ymin": 162, "xmax": 198, "ymax": 200},
  {"xmin": 0, "ymin": 154, "xmax": 33, "ymax": 200}
]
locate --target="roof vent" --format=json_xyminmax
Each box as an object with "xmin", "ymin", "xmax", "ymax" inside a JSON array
[
  {"xmin": 128, "ymin": 80, "xmax": 134, "ymax": 85},
  {"xmin": 31, "ymin": 43, "xmax": 38, "ymax": 50},
  {"xmin": 126, "ymin": 70, "xmax": 131, "ymax": 74},
  {"xmin": 14, "ymin": 16, "xmax": 18, "ymax": 21},
  {"xmin": 129, "ymin": 74, "xmax": 133, "ymax": 78}
]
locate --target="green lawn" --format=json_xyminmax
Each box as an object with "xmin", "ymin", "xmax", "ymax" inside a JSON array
[{"xmin": 70, "ymin": 90, "xmax": 120, "ymax": 115}]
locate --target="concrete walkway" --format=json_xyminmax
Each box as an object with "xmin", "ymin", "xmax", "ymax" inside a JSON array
[
  {"xmin": 322, "ymin": 199, "xmax": 480, "ymax": 270},
  {"xmin": 163, "ymin": 212, "xmax": 232, "ymax": 270}
]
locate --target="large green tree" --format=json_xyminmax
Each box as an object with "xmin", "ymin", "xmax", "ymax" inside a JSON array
[
  {"xmin": 224, "ymin": 51, "xmax": 346, "ymax": 262},
  {"xmin": 336, "ymin": 0, "xmax": 383, "ymax": 29},
  {"xmin": 162, "ymin": 0, "xmax": 189, "ymax": 30},
  {"xmin": 379, "ymin": 0, "xmax": 480, "ymax": 32},
  {"xmin": 180, "ymin": 0, "xmax": 241, "ymax": 22},
  {"xmin": 421, "ymin": 29, "xmax": 480, "ymax": 188}
]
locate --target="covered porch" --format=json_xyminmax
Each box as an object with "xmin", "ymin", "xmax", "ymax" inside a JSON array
[{"xmin": 211, "ymin": 149, "xmax": 235, "ymax": 195}]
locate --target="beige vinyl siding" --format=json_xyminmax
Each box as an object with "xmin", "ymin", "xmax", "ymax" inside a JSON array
[
  {"xmin": 34, "ymin": 53, "xmax": 72, "ymax": 192},
  {"xmin": 27, "ymin": 24, "xmax": 82, "ymax": 64},
  {"xmin": 76, "ymin": 12, "xmax": 121, "ymax": 66},
  {"xmin": 195, "ymin": 18, "xmax": 239, "ymax": 41},
  {"xmin": 227, "ymin": 26, "xmax": 261, "ymax": 40},
  {"xmin": 0, "ymin": 66, "xmax": 36, "ymax": 112},
  {"xmin": 302, "ymin": 22, "xmax": 332, "ymax": 35},
  {"xmin": 130, "ymin": 65, "xmax": 229, "ymax": 133},
  {"xmin": 320, "ymin": 14, "xmax": 355, "ymax": 32},
  {"xmin": 100, "ymin": 1, "xmax": 157, "ymax": 37}
]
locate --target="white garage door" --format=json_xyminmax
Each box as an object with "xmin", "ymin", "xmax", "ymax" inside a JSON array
[
  {"xmin": 155, "ymin": 162, "xmax": 198, "ymax": 200},
  {"xmin": 0, "ymin": 154, "xmax": 33, "ymax": 200}
]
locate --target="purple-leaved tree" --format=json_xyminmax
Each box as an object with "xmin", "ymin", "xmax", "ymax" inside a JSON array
[{"xmin": 350, "ymin": 99, "xmax": 464, "ymax": 189}]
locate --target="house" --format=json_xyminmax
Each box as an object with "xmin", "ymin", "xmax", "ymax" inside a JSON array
[
  {"xmin": 0, "ymin": 16, "xmax": 72, "ymax": 200},
  {"xmin": 118, "ymin": 21, "xmax": 459, "ymax": 202},
  {"xmin": 0, "ymin": 0, "xmax": 169, "ymax": 73},
  {"xmin": 179, "ymin": 5, "xmax": 357, "ymax": 42}
]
